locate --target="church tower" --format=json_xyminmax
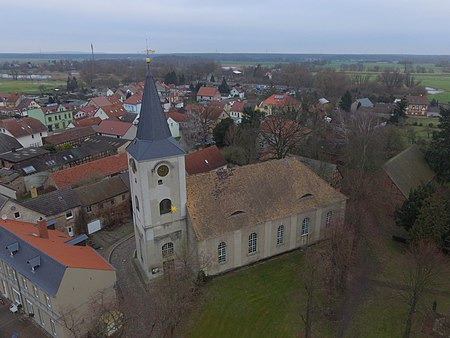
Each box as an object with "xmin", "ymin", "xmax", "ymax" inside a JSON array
[{"xmin": 126, "ymin": 60, "xmax": 186, "ymax": 280}]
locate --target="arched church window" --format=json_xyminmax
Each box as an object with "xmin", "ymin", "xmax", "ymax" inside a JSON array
[
  {"xmin": 302, "ymin": 217, "xmax": 310, "ymax": 236},
  {"xmin": 218, "ymin": 242, "xmax": 227, "ymax": 263},
  {"xmin": 277, "ymin": 225, "xmax": 285, "ymax": 245},
  {"xmin": 162, "ymin": 242, "xmax": 174, "ymax": 259},
  {"xmin": 326, "ymin": 211, "xmax": 333, "ymax": 227},
  {"xmin": 160, "ymin": 199, "xmax": 172, "ymax": 215}
]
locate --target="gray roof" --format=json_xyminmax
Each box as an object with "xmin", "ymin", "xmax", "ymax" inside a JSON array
[
  {"xmin": 0, "ymin": 193, "xmax": 8, "ymax": 208},
  {"xmin": 355, "ymin": 98, "xmax": 374, "ymax": 107},
  {"xmin": 383, "ymin": 145, "xmax": 435, "ymax": 197},
  {"xmin": 22, "ymin": 188, "xmax": 80, "ymax": 216},
  {"xmin": 0, "ymin": 224, "xmax": 66, "ymax": 296},
  {"xmin": 0, "ymin": 134, "xmax": 22, "ymax": 154},
  {"xmin": 295, "ymin": 156, "xmax": 338, "ymax": 185},
  {"xmin": 126, "ymin": 69, "xmax": 185, "ymax": 161},
  {"xmin": 0, "ymin": 147, "xmax": 49, "ymax": 163},
  {"xmin": 74, "ymin": 176, "xmax": 129, "ymax": 206}
]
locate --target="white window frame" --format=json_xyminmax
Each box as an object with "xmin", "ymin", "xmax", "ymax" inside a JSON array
[
  {"xmin": 51, "ymin": 319, "xmax": 57, "ymax": 336},
  {"xmin": 66, "ymin": 210, "xmax": 73, "ymax": 219},
  {"xmin": 14, "ymin": 212, "xmax": 21, "ymax": 219},
  {"xmin": 162, "ymin": 242, "xmax": 174, "ymax": 259},
  {"xmin": 46, "ymin": 295, "xmax": 52, "ymax": 308},
  {"xmin": 218, "ymin": 242, "xmax": 227, "ymax": 264},
  {"xmin": 33, "ymin": 286, "xmax": 39, "ymax": 299},
  {"xmin": 22, "ymin": 277, "xmax": 28, "ymax": 290},
  {"xmin": 248, "ymin": 233, "xmax": 257, "ymax": 254},
  {"xmin": 26, "ymin": 299, "xmax": 34, "ymax": 315}
]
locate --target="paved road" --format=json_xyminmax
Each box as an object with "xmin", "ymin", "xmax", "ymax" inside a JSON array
[
  {"xmin": 0, "ymin": 301, "xmax": 48, "ymax": 338},
  {"xmin": 110, "ymin": 235, "xmax": 155, "ymax": 338}
]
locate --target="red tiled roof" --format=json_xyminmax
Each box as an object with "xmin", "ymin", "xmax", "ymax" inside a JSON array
[
  {"xmin": 100, "ymin": 104, "xmax": 127, "ymax": 119},
  {"xmin": 185, "ymin": 145, "xmax": 227, "ymax": 175},
  {"xmin": 124, "ymin": 93, "xmax": 143, "ymax": 105},
  {"xmin": 43, "ymin": 126, "xmax": 95, "ymax": 145},
  {"xmin": 231, "ymin": 101, "xmax": 245, "ymax": 112},
  {"xmin": 0, "ymin": 219, "xmax": 114, "ymax": 271},
  {"xmin": 77, "ymin": 105, "xmax": 98, "ymax": 117},
  {"xmin": 71, "ymin": 117, "xmax": 102, "ymax": 127},
  {"xmin": 48, "ymin": 153, "xmax": 128, "ymax": 189},
  {"xmin": 90, "ymin": 96, "xmax": 120, "ymax": 108},
  {"xmin": 197, "ymin": 86, "xmax": 220, "ymax": 97},
  {"xmin": 406, "ymin": 95, "xmax": 429, "ymax": 105},
  {"xmin": 97, "ymin": 120, "xmax": 132, "ymax": 136},
  {"xmin": 0, "ymin": 117, "xmax": 47, "ymax": 137},
  {"xmin": 260, "ymin": 94, "xmax": 299, "ymax": 107},
  {"xmin": 165, "ymin": 111, "xmax": 187, "ymax": 123}
]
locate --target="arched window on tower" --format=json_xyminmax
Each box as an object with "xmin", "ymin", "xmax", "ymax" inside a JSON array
[
  {"xmin": 159, "ymin": 199, "xmax": 172, "ymax": 215},
  {"xmin": 302, "ymin": 217, "xmax": 310, "ymax": 236},
  {"xmin": 162, "ymin": 242, "xmax": 174, "ymax": 259},
  {"xmin": 218, "ymin": 242, "xmax": 227, "ymax": 263}
]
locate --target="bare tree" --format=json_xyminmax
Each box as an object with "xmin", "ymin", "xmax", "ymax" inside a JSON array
[
  {"xmin": 400, "ymin": 241, "xmax": 448, "ymax": 338},
  {"xmin": 184, "ymin": 105, "xmax": 219, "ymax": 148},
  {"xmin": 259, "ymin": 110, "xmax": 310, "ymax": 159},
  {"xmin": 301, "ymin": 246, "xmax": 328, "ymax": 338},
  {"xmin": 378, "ymin": 69, "xmax": 404, "ymax": 91}
]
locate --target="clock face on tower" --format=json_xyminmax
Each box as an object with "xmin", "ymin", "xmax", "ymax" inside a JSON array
[{"xmin": 157, "ymin": 164, "xmax": 169, "ymax": 177}]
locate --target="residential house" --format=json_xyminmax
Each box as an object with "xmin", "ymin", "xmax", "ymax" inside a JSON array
[
  {"xmin": 19, "ymin": 188, "xmax": 80, "ymax": 236},
  {"xmin": 0, "ymin": 93, "xmax": 24, "ymax": 108},
  {"xmin": 16, "ymin": 98, "xmax": 41, "ymax": 115},
  {"xmin": 123, "ymin": 93, "xmax": 143, "ymax": 113},
  {"xmin": 382, "ymin": 145, "xmax": 435, "ymax": 209},
  {"xmin": 0, "ymin": 147, "xmax": 49, "ymax": 171},
  {"xmin": 126, "ymin": 68, "xmax": 347, "ymax": 281},
  {"xmin": 73, "ymin": 105, "xmax": 98, "ymax": 120},
  {"xmin": 74, "ymin": 176, "xmax": 130, "ymax": 234},
  {"xmin": 257, "ymin": 94, "xmax": 300, "ymax": 116},
  {"xmin": 96, "ymin": 120, "xmax": 137, "ymax": 140},
  {"xmin": 47, "ymin": 153, "xmax": 128, "ymax": 189},
  {"xmin": 230, "ymin": 86, "xmax": 245, "ymax": 99},
  {"xmin": 67, "ymin": 117, "xmax": 101, "ymax": 129},
  {"xmin": 88, "ymin": 95, "xmax": 121, "ymax": 109},
  {"xmin": 405, "ymin": 95, "xmax": 429, "ymax": 116},
  {"xmin": 165, "ymin": 111, "xmax": 187, "ymax": 139},
  {"xmin": 197, "ymin": 86, "xmax": 221, "ymax": 102},
  {"xmin": 94, "ymin": 104, "xmax": 127, "ymax": 120},
  {"xmin": 351, "ymin": 98, "xmax": 374, "ymax": 112},
  {"xmin": 0, "ymin": 218, "xmax": 116, "ymax": 338},
  {"xmin": 0, "ymin": 117, "xmax": 47, "ymax": 148},
  {"xmin": 27, "ymin": 104, "xmax": 73, "ymax": 132},
  {"xmin": 229, "ymin": 101, "xmax": 245, "ymax": 124},
  {"xmin": 185, "ymin": 145, "xmax": 227, "ymax": 175}
]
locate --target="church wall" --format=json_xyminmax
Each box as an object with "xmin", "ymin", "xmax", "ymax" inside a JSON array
[{"xmin": 198, "ymin": 200, "xmax": 346, "ymax": 276}]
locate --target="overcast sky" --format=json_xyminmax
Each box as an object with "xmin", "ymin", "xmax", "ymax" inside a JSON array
[{"xmin": 3, "ymin": 0, "xmax": 450, "ymax": 54}]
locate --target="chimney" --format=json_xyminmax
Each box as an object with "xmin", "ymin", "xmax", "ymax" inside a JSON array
[
  {"xmin": 30, "ymin": 186, "xmax": 38, "ymax": 198},
  {"xmin": 36, "ymin": 217, "xmax": 49, "ymax": 239}
]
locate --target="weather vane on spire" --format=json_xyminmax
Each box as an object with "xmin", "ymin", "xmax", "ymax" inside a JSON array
[{"xmin": 144, "ymin": 38, "xmax": 155, "ymax": 67}]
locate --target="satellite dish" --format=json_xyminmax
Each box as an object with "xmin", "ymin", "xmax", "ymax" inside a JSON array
[{"xmin": 1, "ymin": 214, "xmax": 7, "ymax": 220}]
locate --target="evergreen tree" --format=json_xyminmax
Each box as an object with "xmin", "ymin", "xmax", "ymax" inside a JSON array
[
  {"xmin": 426, "ymin": 107, "xmax": 450, "ymax": 181},
  {"xmin": 66, "ymin": 76, "xmax": 72, "ymax": 92},
  {"xmin": 218, "ymin": 77, "xmax": 230, "ymax": 94},
  {"xmin": 210, "ymin": 74, "xmax": 215, "ymax": 82},
  {"xmin": 395, "ymin": 184, "xmax": 435, "ymax": 232},
  {"xmin": 338, "ymin": 90, "xmax": 352, "ymax": 112},
  {"xmin": 213, "ymin": 118, "xmax": 234, "ymax": 147},
  {"xmin": 71, "ymin": 76, "xmax": 78, "ymax": 91},
  {"xmin": 164, "ymin": 71, "xmax": 178, "ymax": 85},
  {"xmin": 178, "ymin": 73, "xmax": 185, "ymax": 85},
  {"xmin": 389, "ymin": 97, "xmax": 408, "ymax": 124}
]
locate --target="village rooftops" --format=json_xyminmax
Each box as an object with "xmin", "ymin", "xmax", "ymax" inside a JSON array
[
  {"xmin": 197, "ymin": 86, "xmax": 220, "ymax": 97},
  {"xmin": 97, "ymin": 120, "xmax": 133, "ymax": 137},
  {"xmin": 185, "ymin": 146, "xmax": 227, "ymax": 175},
  {"xmin": 43, "ymin": 126, "xmax": 95, "ymax": 145},
  {"xmin": 22, "ymin": 188, "xmax": 80, "ymax": 216},
  {"xmin": 0, "ymin": 147, "xmax": 49, "ymax": 163},
  {"xmin": 186, "ymin": 157, "xmax": 347, "ymax": 241},
  {"xmin": 48, "ymin": 152, "xmax": 128, "ymax": 189},
  {"xmin": 0, "ymin": 134, "xmax": 22, "ymax": 154},
  {"xmin": 0, "ymin": 117, "xmax": 47, "ymax": 138}
]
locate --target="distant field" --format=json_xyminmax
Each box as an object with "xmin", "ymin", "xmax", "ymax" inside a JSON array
[{"xmin": 0, "ymin": 79, "xmax": 65, "ymax": 94}]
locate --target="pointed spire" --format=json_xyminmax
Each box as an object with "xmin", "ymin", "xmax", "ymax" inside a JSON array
[
  {"xmin": 136, "ymin": 70, "xmax": 172, "ymax": 141},
  {"xmin": 126, "ymin": 62, "xmax": 185, "ymax": 161}
]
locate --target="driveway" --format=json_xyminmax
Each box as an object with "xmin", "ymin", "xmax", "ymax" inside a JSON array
[
  {"xmin": 0, "ymin": 299, "xmax": 48, "ymax": 338},
  {"xmin": 109, "ymin": 235, "xmax": 155, "ymax": 337}
]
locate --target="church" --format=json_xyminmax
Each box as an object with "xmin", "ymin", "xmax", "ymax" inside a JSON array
[{"xmin": 126, "ymin": 64, "xmax": 347, "ymax": 280}]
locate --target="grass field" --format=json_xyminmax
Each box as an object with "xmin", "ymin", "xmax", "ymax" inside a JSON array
[
  {"xmin": 0, "ymin": 78, "xmax": 65, "ymax": 94},
  {"xmin": 184, "ymin": 213, "xmax": 450, "ymax": 338}
]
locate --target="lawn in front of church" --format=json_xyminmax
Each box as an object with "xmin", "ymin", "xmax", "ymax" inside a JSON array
[{"xmin": 185, "ymin": 249, "xmax": 336, "ymax": 338}]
